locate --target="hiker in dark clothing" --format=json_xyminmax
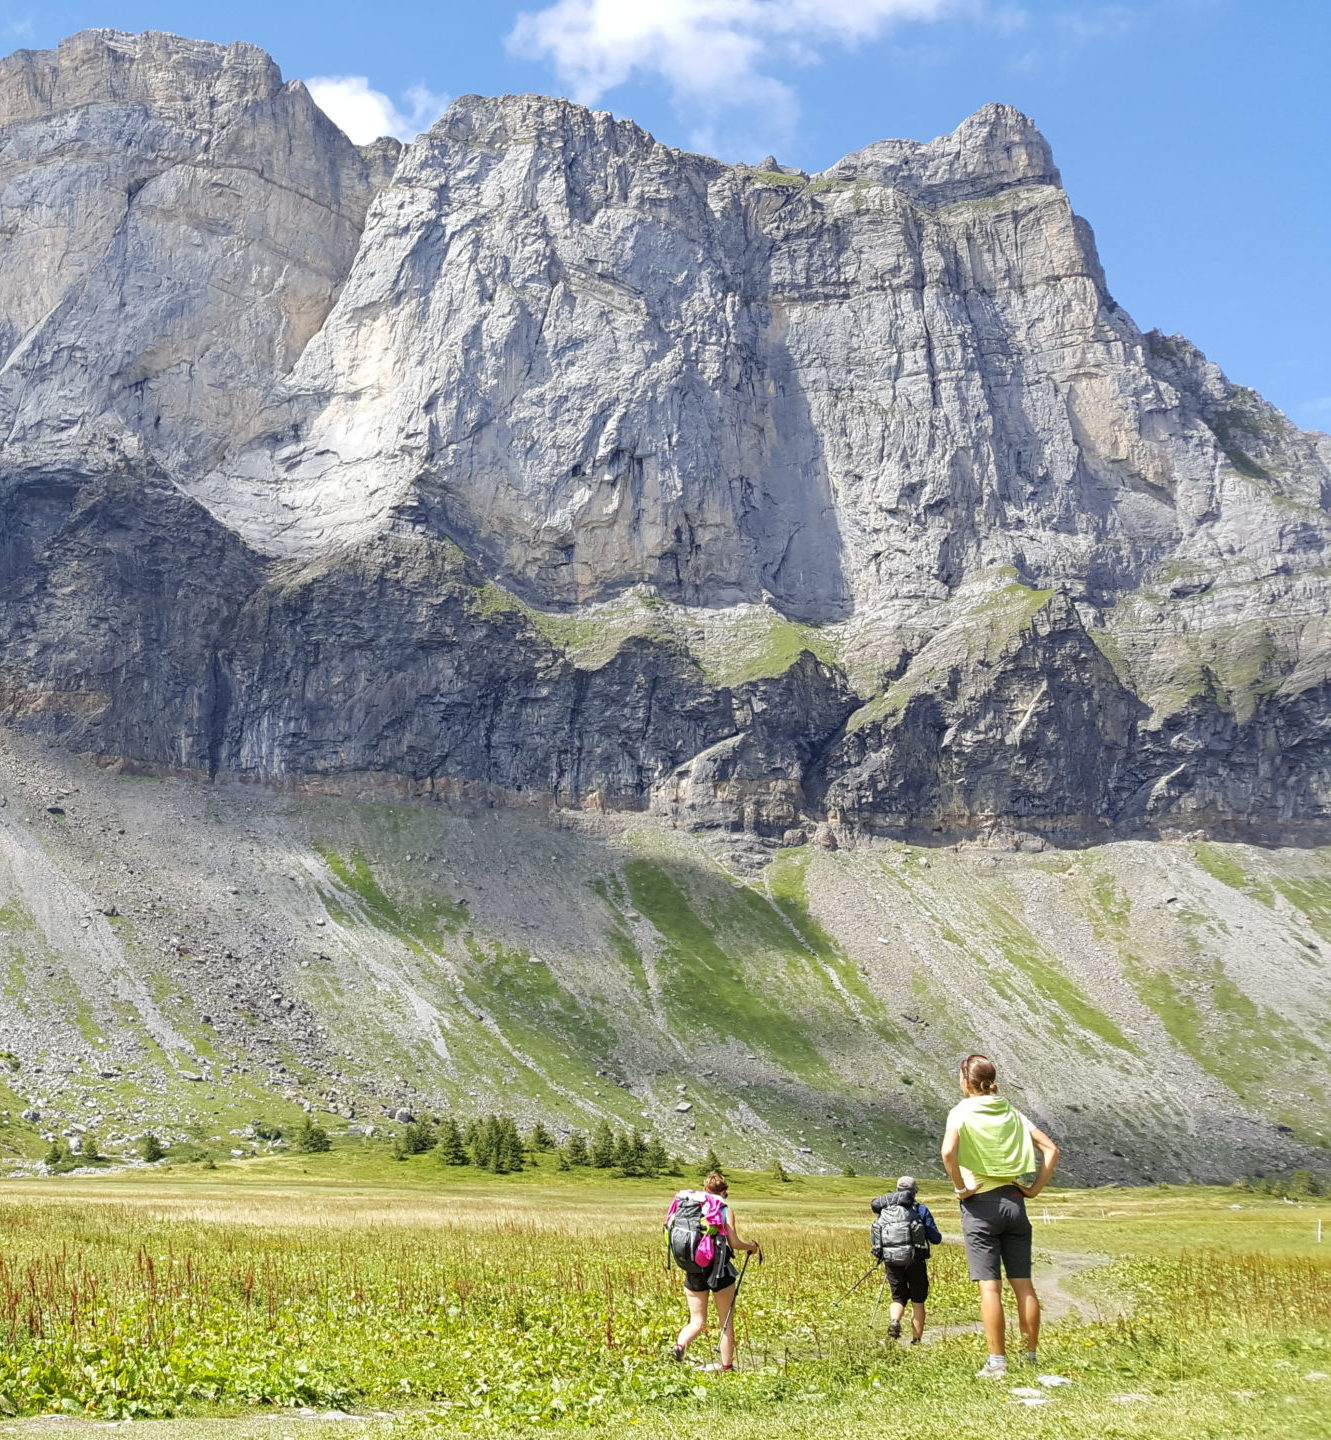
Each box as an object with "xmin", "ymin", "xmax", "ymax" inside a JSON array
[{"xmin": 870, "ymin": 1175, "xmax": 943, "ymax": 1342}]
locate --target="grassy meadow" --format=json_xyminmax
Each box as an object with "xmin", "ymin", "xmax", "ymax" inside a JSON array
[{"xmin": 0, "ymin": 1151, "xmax": 1326, "ymax": 1438}]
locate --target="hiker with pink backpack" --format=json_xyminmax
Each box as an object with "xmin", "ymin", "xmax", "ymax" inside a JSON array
[{"xmin": 664, "ymin": 1171, "xmax": 763, "ymax": 1371}]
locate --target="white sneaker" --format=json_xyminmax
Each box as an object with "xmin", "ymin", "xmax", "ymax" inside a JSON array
[{"xmin": 976, "ymin": 1358, "xmax": 1009, "ymax": 1380}]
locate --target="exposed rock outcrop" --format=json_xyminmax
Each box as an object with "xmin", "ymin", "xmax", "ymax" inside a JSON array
[
  {"xmin": 0, "ymin": 29, "xmax": 1328, "ymax": 846},
  {"xmin": 0, "ymin": 29, "xmax": 395, "ymax": 477}
]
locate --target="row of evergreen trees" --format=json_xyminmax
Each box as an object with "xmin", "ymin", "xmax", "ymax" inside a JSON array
[
  {"xmin": 394, "ymin": 1114, "xmax": 525, "ymax": 1170},
  {"xmin": 394, "ymin": 1114, "xmax": 693, "ymax": 1177},
  {"xmin": 1240, "ymin": 1169, "xmax": 1328, "ymax": 1197},
  {"xmin": 44, "ymin": 1134, "xmax": 103, "ymax": 1171},
  {"xmin": 563, "ymin": 1121, "xmax": 677, "ymax": 1177}
]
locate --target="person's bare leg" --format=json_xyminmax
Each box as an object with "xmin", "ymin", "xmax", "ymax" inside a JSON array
[
  {"xmin": 888, "ymin": 1299, "xmax": 905, "ymax": 1337},
  {"xmin": 1009, "ymin": 1278, "xmax": 1040, "ymax": 1357},
  {"xmin": 911, "ymin": 1302, "xmax": 926, "ymax": 1341},
  {"xmin": 713, "ymin": 1284, "xmax": 738, "ymax": 1367},
  {"xmin": 978, "ymin": 1278, "xmax": 1006, "ymax": 1355},
  {"xmin": 676, "ymin": 1287, "xmax": 708, "ymax": 1354}
]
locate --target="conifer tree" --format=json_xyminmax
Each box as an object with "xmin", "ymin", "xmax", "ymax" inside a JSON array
[
  {"xmin": 591, "ymin": 1119, "xmax": 618, "ymax": 1168},
  {"xmin": 644, "ymin": 1136, "xmax": 669, "ymax": 1177},
  {"xmin": 503, "ymin": 1115, "xmax": 526, "ymax": 1172},
  {"xmin": 436, "ymin": 1117, "xmax": 469, "ymax": 1166},
  {"xmin": 772, "ymin": 1158, "xmax": 791, "ymax": 1183},
  {"xmin": 488, "ymin": 1118, "xmax": 509, "ymax": 1174},
  {"xmin": 700, "ymin": 1147, "xmax": 723, "ymax": 1177},
  {"xmin": 490, "ymin": 1115, "xmax": 524, "ymax": 1173},
  {"xmin": 139, "ymin": 1133, "xmax": 165, "ymax": 1163},
  {"xmin": 564, "ymin": 1131, "xmax": 590, "ymax": 1166},
  {"xmin": 526, "ymin": 1121, "xmax": 556, "ymax": 1152},
  {"xmin": 621, "ymin": 1127, "xmax": 649, "ymax": 1176},
  {"xmin": 470, "ymin": 1117, "xmax": 496, "ymax": 1170},
  {"xmin": 401, "ymin": 1118, "xmax": 435, "ymax": 1154},
  {"xmin": 293, "ymin": 1117, "xmax": 331, "ymax": 1153}
]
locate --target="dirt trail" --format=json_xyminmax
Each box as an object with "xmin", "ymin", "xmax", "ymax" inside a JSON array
[
  {"xmin": 1040, "ymin": 1248, "xmax": 1125, "ymax": 1323},
  {"xmin": 926, "ymin": 1248, "xmax": 1125, "ymax": 1343}
]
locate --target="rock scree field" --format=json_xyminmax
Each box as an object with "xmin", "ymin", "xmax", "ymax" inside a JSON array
[
  {"xmin": 0, "ymin": 1156, "xmax": 1326, "ymax": 1438},
  {"xmin": 1, "ymin": 732, "xmax": 1330, "ymax": 1185}
]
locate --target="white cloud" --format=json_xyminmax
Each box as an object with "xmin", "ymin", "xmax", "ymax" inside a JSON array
[
  {"xmin": 305, "ymin": 75, "xmax": 450, "ymax": 144},
  {"xmin": 507, "ymin": 0, "xmax": 957, "ymax": 153}
]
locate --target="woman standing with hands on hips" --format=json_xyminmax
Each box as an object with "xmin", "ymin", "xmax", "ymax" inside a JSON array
[{"xmin": 941, "ymin": 1054, "xmax": 1060, "ymax": 1380}]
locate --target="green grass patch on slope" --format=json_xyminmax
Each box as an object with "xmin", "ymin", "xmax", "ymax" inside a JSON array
[
  {"xmin": 460, "ymin": 937, "xmax": 618, "ymax": 1066},
  {"xmin": 463, "ymin": 585, "xmax": 847, "ymax": 688},
  {"xmin": 1271, "ymin": 868, "xmax": 1331, "ymax": 946},
  {"xmin": 847, "ymin": 583, "xmax": 1055, "ymax": 733},
  {"xmin": 695, "ymin": 613, "xmax": 838, "ymax": 687},
  {"xmin": 967, "ymin": 892, "xmax": 1134, "ymax": 1053},
  {"xmin": 1087, "ymin": 865, "xmax": 1325, "ymax": 1136},
  {"xmin": 590, "ymin": 877, "xmax": 650, "ymax": 997},
  {"xmin": 764, "ymin": 849, "xmax": 908, "ymax": 1043},
  {"xmin": 622, "ymin": 859, "xmax": 836, "ymax": 1082},
  {"xmin": 1191, "ymin": 843, "xmax": 1275, "ymax": 905},
  {"xmin": 873, "ymin": 856, "xmax": 1131, "ymax": 1055},
  {"xmin": 316, "ymin": 849, "xmax": 467, "ymax": 950},
  {"xmin": 1118, "ymin": 954, "xmax": 1326, "ymax": 1142}
]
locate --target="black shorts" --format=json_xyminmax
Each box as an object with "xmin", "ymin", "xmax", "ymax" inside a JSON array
[
  {"xmin": 683, "ymin": 1263, "xmax": 737, "ymax": 1293},
  {"xmin": 959, "ymin": 1186, "xmax": 1033, "ymax": 1282},
  {"xmin": 885, "ymin": 1257, "xmax": 929, "ymax": 1305}
]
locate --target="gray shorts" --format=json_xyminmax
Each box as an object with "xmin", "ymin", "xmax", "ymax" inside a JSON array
[{"xmin": 958, "ymin": 1186, "xmax": 1032, "ymax": 1282}]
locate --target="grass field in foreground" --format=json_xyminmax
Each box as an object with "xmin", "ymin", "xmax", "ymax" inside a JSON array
[{"xmin": 0, "ymin": 1155, "xmax": 1326, "ymax": 1439}]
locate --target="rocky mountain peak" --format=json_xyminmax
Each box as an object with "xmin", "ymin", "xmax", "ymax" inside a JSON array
[
  {"xmin": 0, "ymin": 30, "xmax": 1327, "ymax": 850},
  {"xmin": 0, "ymin": 27, "xmax": 395, "ymax": 478},
  {"xmin": 0, "ymin": 28, "xmax": 284, "ymax": 126},
  {"xmin": 818, "ymin": 100, "xmax": 1059, "ymax": 204},
  {"xmin": 434, "ymin": 90, "xmax": 708, "ymax": 163}
]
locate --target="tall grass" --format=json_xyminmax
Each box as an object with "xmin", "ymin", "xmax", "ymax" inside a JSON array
[
  {"xmin": 0, "ymin": 1202, "xmax": 973, "ymax": 1419},
  {"xmin": 1116, "ymin": 1251, "xmax": 1331, "ymax": 1327},
  {"xmin": 0, "ymin": 1194, "xmax": 1324, "ymax": 1426}
]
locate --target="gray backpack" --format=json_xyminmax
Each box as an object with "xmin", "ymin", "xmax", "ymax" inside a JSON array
[{"xmin": 870, "ymin": 1204, "xmax": 928, "ymax": 1266}]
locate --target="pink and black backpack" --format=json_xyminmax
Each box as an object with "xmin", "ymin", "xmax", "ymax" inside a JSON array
[{"xmin": 665, "ymin": 1188, "xmax": 729, "ymax": 1277}]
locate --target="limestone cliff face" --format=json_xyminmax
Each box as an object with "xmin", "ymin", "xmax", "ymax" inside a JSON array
[
  {"xmin": 191, "ymin": 94, "xmax": 1331, "ymax": 622},
  {"xmin": 1, "ymin": 29, "xmax": 1329, "ymax": 845},
  {"xmin": 0, "ymin": 30, "xmax": 396, "ymax": 477}
]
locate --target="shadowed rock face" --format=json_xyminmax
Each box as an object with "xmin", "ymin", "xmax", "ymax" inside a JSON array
[{"xmin": 0, "ymin": 29, "xmax": 1329, "ymax": 845}]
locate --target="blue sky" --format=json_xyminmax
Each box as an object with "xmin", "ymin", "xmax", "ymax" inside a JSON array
[{"xmin": 6, "ymin": 0, "xmax": 1329, "ymax": 431}]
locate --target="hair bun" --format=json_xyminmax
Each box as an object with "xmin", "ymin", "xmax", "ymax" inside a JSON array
[{"xmin": 961, "ymin": 1053, "xmax": 999, "ymax": 1093}]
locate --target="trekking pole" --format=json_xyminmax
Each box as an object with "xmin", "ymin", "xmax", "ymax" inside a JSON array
[
  {"xmin": 869, "ymin": 1268, "xmax": 888, "ymax": 1329},
  {"xmin": 833, "ymin": 1261, "xmax": 881, "ymax": 1306},
  {"xmin": 720, "ymin": 1248, "xmax": 756, "ymax": 1361}
]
